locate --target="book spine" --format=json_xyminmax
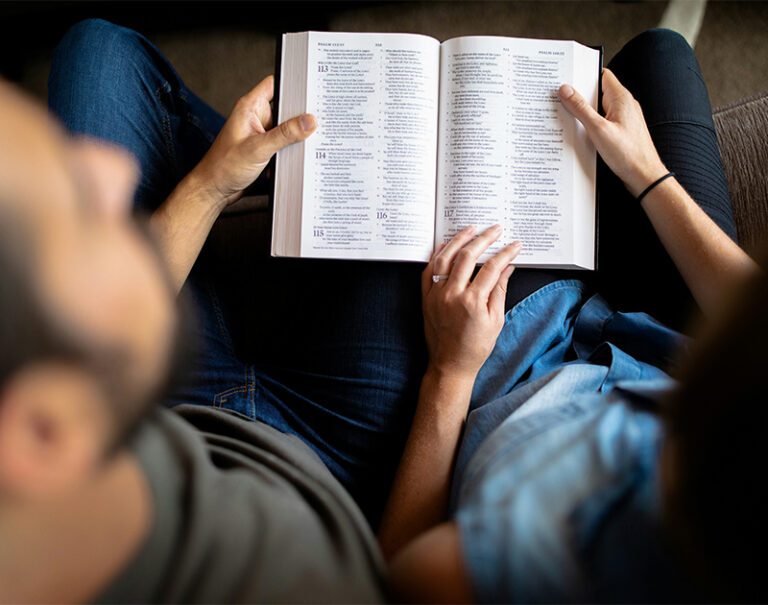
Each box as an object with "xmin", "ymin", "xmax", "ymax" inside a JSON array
[{"xmin": 269, "ymin": 33, "xmax": 285, "ymax": 213}]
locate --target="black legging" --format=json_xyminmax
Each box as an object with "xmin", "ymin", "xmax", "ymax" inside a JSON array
[{"xmin": 506, "ymin": 28, "xmax": 737, "ymax": 333}]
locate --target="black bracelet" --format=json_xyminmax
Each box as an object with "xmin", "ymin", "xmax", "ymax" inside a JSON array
[{"xmin": 636, "ymin": 171, "xmax": 675, "ymax": 204}]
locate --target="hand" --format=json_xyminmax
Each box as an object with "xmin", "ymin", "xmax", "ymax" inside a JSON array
[
  {"xmin": 422, "ymin": 225, "xmax": 522, "ymax": 380},
  {"xmin": 558, "ymin": 68, "xmax": 668, "ymax": 197},
  {"xmin": 191, "ymin": 75, "xmax": 317, "ymax": 208}
]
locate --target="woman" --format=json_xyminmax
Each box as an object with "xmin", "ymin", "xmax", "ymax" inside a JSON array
[{"xmin": 378, "ymin": 29, "xmax": 762, "ymax": 602}]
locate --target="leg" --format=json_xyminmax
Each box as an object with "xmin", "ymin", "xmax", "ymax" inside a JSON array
[
  {"xmin": 596, "ymin": 29, "xmax": 737, "ymax": 331},
  {"xmin": 212, "ymin": 256, "xmax": 427, "ymax": 527},
  {"xmin": 48, "ymin": 18, "xmax": 225, "ymax": 212},
  {"xmin": 48, "ymin": 19, "xmax": 247, "ymax": 406}
]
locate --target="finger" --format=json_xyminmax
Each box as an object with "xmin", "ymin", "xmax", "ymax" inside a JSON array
[
  {"xmin": 238, "ymin": 75, "xmax": 275, "ymax": 128},
  {"xmin": 431, "ymin": 226, "xmax": 477, "ymax": 276},
  {"xmin": 471, "ymin": 241, "xmax": 522, "ymax": 299},
  {"xmin": 428, "ymin": 240, "xmax": 447, "ymax": 263},
  {"xmin": 251, "ymin": 113, "xmax": 317, "ymax": 162},
  {"xmin": 448, "ymin": 224, "xmax": 503, "ymax": 288},
  {"xmin": 421, "ymin": 241, "xmax": 448, "ymax": 296},
  {"xmin": 488, "ymin": 264, "xmax": 515, "ymax": 317},
  {"xmin": 558, "ymin": 82, "xmax": 603, "ymax": 134}
]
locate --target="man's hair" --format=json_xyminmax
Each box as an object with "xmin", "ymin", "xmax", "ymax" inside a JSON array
[
  {"xmin": 664, "ymin": 264, "xmax": 768, "ymax": 601},
  {"xmin": 0, "ymin": 207, "xmax": 76, "ymax": 386},
  {"xmin": 0, "ymin": 204, "xmax": 185, "ymax": 449}
]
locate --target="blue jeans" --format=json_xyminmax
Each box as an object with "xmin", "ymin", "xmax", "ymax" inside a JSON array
[{"xmin": 49, "ymin": 19, "xmax": 427, "ymax": 527}]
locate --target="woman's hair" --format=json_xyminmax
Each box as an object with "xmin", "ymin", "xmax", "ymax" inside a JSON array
[{"xmin": 663, "ymin": 264, "xmax": 768, "ymax": 601}]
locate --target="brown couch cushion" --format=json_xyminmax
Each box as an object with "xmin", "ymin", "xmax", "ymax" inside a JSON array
[{"xmin": 714, "ymin": 92, "xmax": 768, "ymax": 255}]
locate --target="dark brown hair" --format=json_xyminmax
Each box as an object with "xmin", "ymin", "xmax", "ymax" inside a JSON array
[
  {"xmin": 664, "ymin": 265, "xmax": 768, "ymax": 601},
  {"xmin": 0, "ymin": 204, "xmax": 191, "ymax": 450}
]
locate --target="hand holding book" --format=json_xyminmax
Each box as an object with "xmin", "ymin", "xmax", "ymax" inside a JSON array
[
  {"xmin": 151, "ymin": 75, "xmax": 317, "ymax": 291},
  {"xmin": 558, "ymin": 68, "xmax": 667, "ymax": 198},
  {"xmin": 193, "ymin": 75, "xmax": 317, "ymax": 211}
]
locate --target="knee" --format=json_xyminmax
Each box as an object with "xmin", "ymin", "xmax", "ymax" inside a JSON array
[
  {"xmin": 50, "ymin": 19, "xmax": 146, "ymax": 88},
  {"xmin": 622, "ymin": 28, "xmax": 694, "ymax": 62}
]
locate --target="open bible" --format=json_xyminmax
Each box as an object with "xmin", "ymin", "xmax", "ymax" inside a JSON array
[{"xmin": 273, "ymin": 31, "xmax": 601, "ymax": 269}]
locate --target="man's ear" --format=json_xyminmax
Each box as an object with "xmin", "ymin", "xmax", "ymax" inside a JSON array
[{"xmin": 0, "ymin": 362, "xmax": 112, "ymax": 498}]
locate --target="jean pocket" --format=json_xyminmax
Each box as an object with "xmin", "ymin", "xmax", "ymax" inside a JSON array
[{"xmin": 213, "ymin": 384, "xmax": 255, "ymax": 419}]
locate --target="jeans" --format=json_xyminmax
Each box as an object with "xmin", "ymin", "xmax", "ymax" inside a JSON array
[
  {"xmin": 49, "ymin": 18, "xmax": 427, "ymax": 527},
  {"xmin": 506, "ymin": 29, "xmax": 737, "ymax": 333}
]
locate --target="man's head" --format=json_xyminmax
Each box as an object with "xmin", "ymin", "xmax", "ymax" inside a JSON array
[
  {"xmin": 0, "ymin": 81, "xmax": 177, "ymax": 499},
  {"xmin": 662, "ymin": 264, "xmax": 768, "ymax": 601}
]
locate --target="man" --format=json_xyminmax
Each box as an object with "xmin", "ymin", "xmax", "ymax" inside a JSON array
[
  {"xmin": 47, "ymin": 19, "xmax": 428, "ymax": 528},
  {"xmin": 0, "ymin": 36, "xmax": 384, "ymax": 604}
]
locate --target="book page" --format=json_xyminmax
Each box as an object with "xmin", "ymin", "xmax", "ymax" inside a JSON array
[
  {"xmin": 301, "ymin": 32, "xmax": 440, "ymax": 261},
  {"xmin": 436, "ymin": 36, "xmax": 598, "ymax": 267}
]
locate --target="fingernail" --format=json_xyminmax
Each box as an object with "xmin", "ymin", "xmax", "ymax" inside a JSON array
[
  {"xmin": 559, "ymin": 84, "xmax": 575, "ymax": 99},
  {"xmin": 300, "ymin": 114, "xmax": 316, "ymax": 132},
  {"xmin": 491, "ymin": 224, "xmax": 502, "ymax": 232},
  {"xmin": 511, "ymin": 241, "xmax": 523, "ymax": 250}
]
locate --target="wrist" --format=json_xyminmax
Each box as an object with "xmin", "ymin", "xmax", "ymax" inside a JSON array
[
  {"xmin": 625, "ymin": 159, "xmax": 669, "ymax": 198},
  {"xmin": 424, "ymin": 363, "xmax": 477, "ymax": 391},
  {"xmin": 418, "ymin": 364, "xmax": 476, "ymax": 424},
  {"xmin": 177, "ymin": 169, "xmax": 229, "ymax": 215}
]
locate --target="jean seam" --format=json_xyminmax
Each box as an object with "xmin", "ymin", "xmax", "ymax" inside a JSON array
[
  {"xmin": 153, "ymin": 82, "xmax": 178, "ymax": 174},
  {"xmin": 649, "ymin": 119, "xmax": 717, "ymax": 135},
  {"xmin": 203, "ymin": 281, "xmax": 238, "ymax": 356},
  {"xmin": 176, "ymin": 87, "xmax": 219, "ymax": 144},
  {"xmin": 687, "ymin": 64, "xmax": 707, "ymax": 88},
  {"xmin": 213, "ymin": 385, "xmax": 248, "ymax": 408},
  {"xmin": 247, "ymin": 366, "xmax": 258, "ymax": 414}
]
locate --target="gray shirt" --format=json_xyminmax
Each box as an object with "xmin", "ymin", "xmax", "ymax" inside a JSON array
[{"xmin": 97, "ymin": 405, "xmax": 386, "ymax": 603}]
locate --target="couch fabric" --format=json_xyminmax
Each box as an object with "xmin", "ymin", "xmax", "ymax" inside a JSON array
[{"xmin": 714, "ymin": 91, "xmax": 768, "ymax": 256}]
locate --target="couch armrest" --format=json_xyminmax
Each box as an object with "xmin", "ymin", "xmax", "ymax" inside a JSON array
[{"xmin": 714, "ymin": 92, "xmax": 768, "ymax": 255}]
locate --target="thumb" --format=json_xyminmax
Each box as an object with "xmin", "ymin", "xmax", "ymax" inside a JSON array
[
  {"xmin": 600, "ymin": 68, "xmax": 633, "ymax": 110},
  {"xmin": 258, "ymin": 113, "xmax": 317, "ymax": 159},
  {"xmin": 558, "ymin": 83, "xmax": 603, "ymax": 134}
]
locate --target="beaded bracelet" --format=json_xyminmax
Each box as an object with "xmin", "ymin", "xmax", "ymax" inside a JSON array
[{"xmin": 636, "ymin": 172, "xmax": 676, "ymax": 204}]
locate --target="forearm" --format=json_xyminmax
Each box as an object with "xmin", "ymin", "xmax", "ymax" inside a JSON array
[
  {"xmin": 150, "ymin": 172, "xmax": 225, "ymax": 293},
  {"xmin": 640, "ymin": 176, "xmax": 758, "ymax": 316},
  {"xmin": 378, "ymin": 367, "xmax": 474, "ymax": 561}
]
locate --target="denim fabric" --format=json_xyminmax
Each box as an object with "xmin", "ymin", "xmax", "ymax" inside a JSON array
[
  {"xmin": 451, "ymin": 280, "xmax": 691, "ymax": 603},
  {"xmin": 48, "ymin": 19, "xmax": 225, "ymax": 213},
  {"xmin": 48, "ymin": 19, "xmax": 427, "ymax": 527}
]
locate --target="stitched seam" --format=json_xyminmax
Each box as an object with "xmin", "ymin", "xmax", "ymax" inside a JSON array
[
  {"xmin": 649, "ymin": 119, "xmax": 717, "ymax": 135},
  {"xmin": 205, "ymin": 282, "xmax": 238, "ymax": 354},
  {"xmin": 213, "ymin": 385, "xmax": 248, "ymax": 408},
  {"xmin": 247, "ymin": 366, "xmax": 257, "ymax": 414},
  {"xmin": 153, "ymin": 82, "xmax": 178, "ymax": 173}
]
